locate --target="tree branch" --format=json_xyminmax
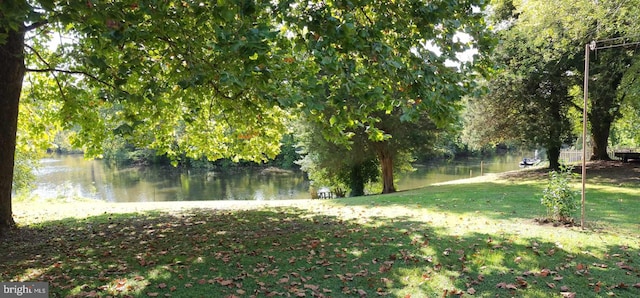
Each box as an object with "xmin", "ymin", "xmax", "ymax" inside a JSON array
[
  {"xmin": 359, "ymin": 7, "xmax": 375, "ymax": 26},
  {"xmin": 25, "ymin": 44, "xmax": 134, "ymax": 98},
  {"xmin": 24, "ymin": 20, "xmax": 49, "ymax": 32},
  {"xmin": 26, "ymin": 67, "xmax": 111, "ymax": 87},
  {"xmin": 24, "ymin": 45, "xmax": 68, "ymax": 102}
]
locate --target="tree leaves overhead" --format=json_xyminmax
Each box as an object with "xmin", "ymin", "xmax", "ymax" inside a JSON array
[
  {"xmin": 22, "ymin": 0, "xmax": 290, "ymax": 163},
  {"xmin": 17, "ymin": 0, "xmax": 492, "ymax": 164},
  {"xmin": 276, "ymin": 0, "xmax": 490, "ymax": 142},
  {"xmin": 269, "ymin": 0, "xmax": 492, "ymax": 193}
]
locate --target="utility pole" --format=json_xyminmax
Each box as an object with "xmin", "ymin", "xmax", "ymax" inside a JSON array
[{"xmin": 581, "ymin": 42, "xmax": 590, "ymax": 230}]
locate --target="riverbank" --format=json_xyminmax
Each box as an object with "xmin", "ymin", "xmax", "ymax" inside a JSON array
[
  {"xmin": 4, "ymin": 161, "xmax": 640, "ymax": 297},
  {"xmin": 14, "ymin": 160, "xmax": 639, "ymax": 225},
  {"xmin": 31, "ymin": 154, "xmax": 528, "ymax": 202}
]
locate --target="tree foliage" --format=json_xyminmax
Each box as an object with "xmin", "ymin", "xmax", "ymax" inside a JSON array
[
  {"xmin": 22, "ymin": 1, "xmax": 291, "ymax": 162},
  {"xmin": 12, "ymin": 74, "xmax": 61, "ymax": 193},
  {"xmin": 278, "ymin": 0, "xmax": 492, "ymax": 193},
  {"xmin": 611, "ymin": 60, "xmax": 640, "ymax": 148},
  {"xmin": 465, "ymin": 0, "xmax": 640, "ymax": 165},
  {"xmin": 463, "ymin": 29, "xmax": 575, "ymax": 169},
  {"xmin": 295, "ymin": 117, "xmax": 381, "ymax": 197}
]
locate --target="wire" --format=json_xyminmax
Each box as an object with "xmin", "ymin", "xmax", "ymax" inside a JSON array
[
  {"xmin": 594, "ymin": 41, "xmax": 640, "ymax": 50},
  {"xmin": 591, "ymin": 35, "xmax": 640, "ymax": 50}
]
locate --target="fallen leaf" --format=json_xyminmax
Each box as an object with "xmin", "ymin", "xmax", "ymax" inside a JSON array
[
  {"xmin": 516, "ymin": 276, "xmax": 528, "ymax": 288},
  {"xmin": 158, "ymin": 283, "xmax": 167, "ymax": 289},
  {"xmin": 616, "ymin": 261, "xmax": 633, "ymax": 270},
  {"xmin": 303, "ymin": 284, "xmax": 319, "ymax": 291},
  {"xmin": 592, "ymin": 263, "xmax": 608, "ymax": 268},
  {"xmin": 467, "ymin": 287, "xmax": 476, "ymax": 294},
  {"xmin": 540, "ymin": 268, "xmax": 551, "ymax": 277},
  {"xmin": 594, "ymin": 281, "xmax": 602, "ymax": 293},
  {"xmin": 147, "ymin": 293, "xmax": 159, "ymax": 297},
  {"xmin": 514, "ymin": 256, "xmax": 523, "ymax": 263},
  {"xmin": 614, "ymin": 282, "xmax": 628, "ymax": 289},
  {"xmin": 560, "ymin": 292, "xmax": 576, "ymax": 298}
]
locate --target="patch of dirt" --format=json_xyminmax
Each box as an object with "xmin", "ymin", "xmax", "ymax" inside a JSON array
[
  {"xmin": 534, "ymin": 217, "xmax": 577, "ymax": 228},
  {"xmin": 499, "ymin": 160, "xmax": 640, "ymax": 185}
]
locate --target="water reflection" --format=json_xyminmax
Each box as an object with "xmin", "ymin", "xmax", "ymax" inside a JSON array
[
  {"xmin": 32, "ymin": 155, "xmax": 310, "ymax": 202},
  {"xmin": 32, "ymin": 153, "xmax": 531, "ymax": 202},
  {"xmin": 396, "ymin": 154, "xmax": 529, "ymax": 190}
]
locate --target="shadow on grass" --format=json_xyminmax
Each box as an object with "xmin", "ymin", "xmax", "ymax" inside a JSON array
[{"xmin": 1, "ymin": 206, "xmax": 639, "ymax": 297}]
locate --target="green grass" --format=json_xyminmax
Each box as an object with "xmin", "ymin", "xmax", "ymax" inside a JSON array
[{"xmin": 2, "ymin": 174, "xmax": 639, "ymax": 297}]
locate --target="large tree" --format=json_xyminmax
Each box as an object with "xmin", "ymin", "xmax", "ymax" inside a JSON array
[
  {"xmin": 277, "ymin": 0, "xmax": 491, "ymax": 193},
  {"xmin": 297, "ymin": 108, "xmax": 446, "ymax": 196},
  {"xmin": 464, "ymin": 28, "xmax": 575, "ymax": 169},
  {"xmin": 0, "ymin": 0, "xmax": 492, "ymax": 232},
  {"xmin": 587, "ymin": 47, "xmax": 638, "ymax": 159},
  {"xmin": 466, "ymin": 0, "xmax": 640, "ymax": 163},
  {"xmin": 511, "ymin": 0, "xmax": 640, "ymax": 160},
  {"xmin": 1, "ymin": 0, "xmax": 289, "ymax": 233}
]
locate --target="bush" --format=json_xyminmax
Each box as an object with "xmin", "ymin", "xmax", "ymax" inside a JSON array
[{"xmin": 540, "ymin": 165, "xmax": 578, "ymax": 222}]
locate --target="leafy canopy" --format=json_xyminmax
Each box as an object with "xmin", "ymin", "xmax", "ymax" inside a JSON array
[{"xmin": 12, "ymin": 0, "xmax": 491, "ymax": 166}]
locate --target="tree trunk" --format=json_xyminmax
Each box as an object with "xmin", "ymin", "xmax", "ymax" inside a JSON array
[
  {"xmin": 546, "ymin": 145, "xmax": 561, "ymax": 170},
  {"xmin": 0, "ymin": 26, "xmax": 26, "ymax": 233},
  {"xmin": 588, "ymin": 63, "xmax": 624, "ymax": 161},
  {"xmin": 348, "ymin": 165, "xmax": 366, "ymax": 197},
  {"xmin": 377, "ymin": 148, "xmax": 396, "ymax": 194},
  {"xmin": 590, "ymin": 116, "xmax": 613, "ymax": 160}
]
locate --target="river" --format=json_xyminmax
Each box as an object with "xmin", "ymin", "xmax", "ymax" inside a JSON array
[{"xmin": 30, "ymin": 153, "xmax": 532, "ymax": 202}]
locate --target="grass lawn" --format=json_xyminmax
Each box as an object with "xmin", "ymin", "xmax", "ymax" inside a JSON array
[{"xmin": 1, "ymin": 162, "xmax": 639, "ymax": 297}]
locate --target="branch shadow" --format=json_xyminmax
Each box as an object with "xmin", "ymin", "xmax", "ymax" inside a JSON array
[{"xmin": 1, "ymin": 206, "xmax": 639, "ymax": 297}]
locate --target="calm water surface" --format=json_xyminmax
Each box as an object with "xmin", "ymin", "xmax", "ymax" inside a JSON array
[
  {"xmin": 32, "ymin": 153, "xmax": 531, "ymax": 202},
  {"xmin": 396, "ymin": 154, "xmax": 529, "ymax": 190}
]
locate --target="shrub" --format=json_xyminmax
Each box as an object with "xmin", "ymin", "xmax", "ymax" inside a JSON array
[{"xmin": 540, "ymin": 165, "xmax": 578, "ymax": 222}]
